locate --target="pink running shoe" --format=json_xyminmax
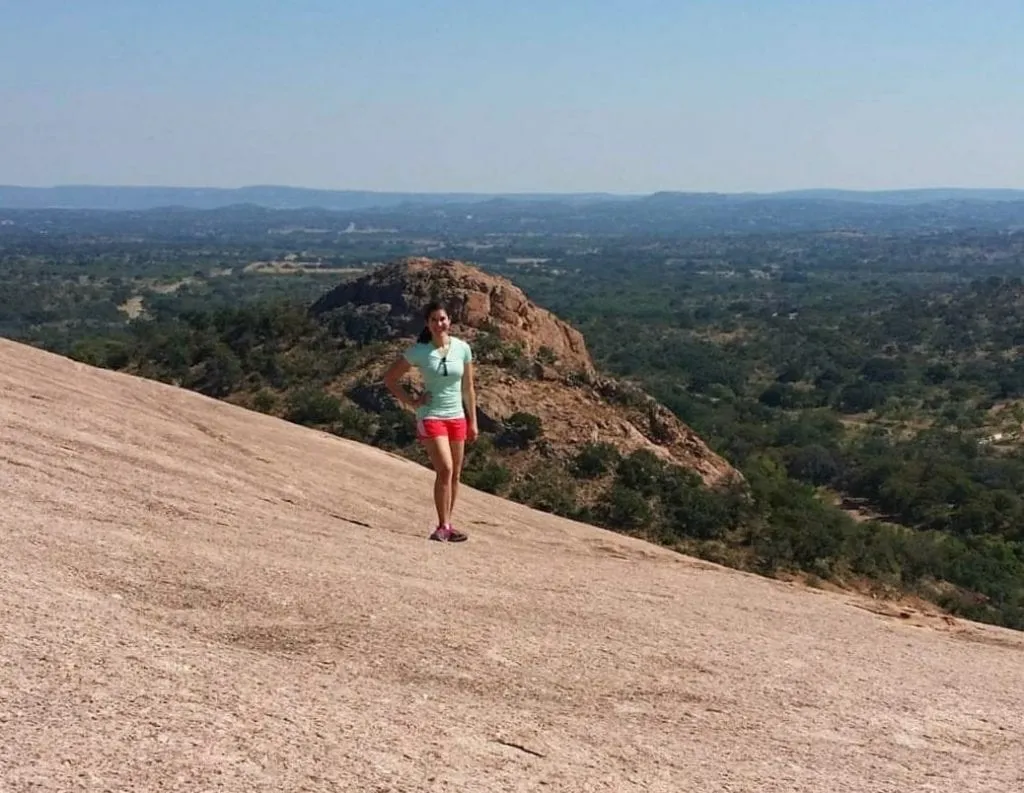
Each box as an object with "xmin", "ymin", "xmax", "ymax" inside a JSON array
[{"xmin": 428, "ymin": 524, "xmax": 468, "ymax": 542}]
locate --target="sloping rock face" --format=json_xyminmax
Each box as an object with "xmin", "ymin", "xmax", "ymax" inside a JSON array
[
  {"xmin": 311, "ymin": 257, "xmax": 595, "ymax": 377},
  {"xmin": 5, "ymin": 337, "xmax": 1023, "ymax": 793},
  {"xmin": 316, "ymin": 257, "xmax": 738, "ymax": 487}
]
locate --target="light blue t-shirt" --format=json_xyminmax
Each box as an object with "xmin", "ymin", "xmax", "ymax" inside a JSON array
[{"xmin": 403, "ymin": 336, "xmax": 473, "ymax": 420}]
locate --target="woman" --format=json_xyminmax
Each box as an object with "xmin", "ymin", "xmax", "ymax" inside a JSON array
[{"xmin": 383, "ymin": 301, "xmax": 478, "ymax": 542}]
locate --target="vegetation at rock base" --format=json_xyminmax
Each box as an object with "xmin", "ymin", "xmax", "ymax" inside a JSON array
[{"xmin": 3, "ymin": 206, "xmax": 1024, "ymax": 630}]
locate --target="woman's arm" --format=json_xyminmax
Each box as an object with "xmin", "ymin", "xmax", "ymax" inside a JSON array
[
  {"xmin": 382, "ymin": 356, "xmax": 424, "ymax": 408},
  {"xmin": 462, "ymin": 359, "xmax": 478, "ymax": 441}
]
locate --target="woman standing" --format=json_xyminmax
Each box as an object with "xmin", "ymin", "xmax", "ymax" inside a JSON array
[{"xmin": 383, "ymin": 301, "xmax": 478, "ymax": 542}]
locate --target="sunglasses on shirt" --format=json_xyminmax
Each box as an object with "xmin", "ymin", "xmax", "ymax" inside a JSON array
[{"xmin": 438, "ymin": 354, "xmax": 448, "ymax": 376}]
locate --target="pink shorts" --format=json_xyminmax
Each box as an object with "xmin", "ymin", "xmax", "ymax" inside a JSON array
[{"xmin": 417, "ymin": 417, "xmax": 468, "ymax": 442}]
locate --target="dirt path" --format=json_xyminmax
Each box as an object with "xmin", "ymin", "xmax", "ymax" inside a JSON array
[{"xmin": 2, "ymin": 338, "xmax": 1023, "ymax": 792}]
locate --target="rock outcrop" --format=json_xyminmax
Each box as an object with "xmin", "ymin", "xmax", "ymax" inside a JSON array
[
  {"xmin": 311, "ymin": 257, "xmax": 595, "ymax": 377},
  {"xmin": 317, "ymin": 257, "xmax": 739, "ymax": 488}
]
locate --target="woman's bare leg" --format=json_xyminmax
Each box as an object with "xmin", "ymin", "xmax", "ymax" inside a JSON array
[
  {"xmin": 448, "ymin": 440, "xmax": 465, "ymax": 520},
  {"xmin": 421, "ymin": 436, "xmax": 454, "ymax": 527}
]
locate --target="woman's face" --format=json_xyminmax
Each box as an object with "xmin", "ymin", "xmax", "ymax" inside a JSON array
[{"xmin": 428, "ymin": 310, "xmax": 451, "ymax": 334}]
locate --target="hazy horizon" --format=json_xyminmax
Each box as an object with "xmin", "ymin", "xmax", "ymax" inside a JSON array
[
  {"xmin": 4, "ymin": 1, "xmax": 1024, "ymax": 193},
  {"xmin": 5, "ymin": 183, "xmax": 1024, "ymax": 197}
]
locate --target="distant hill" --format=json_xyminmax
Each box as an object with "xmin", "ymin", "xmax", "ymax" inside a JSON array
[
  {"xmin": 771, "ymin": 188, "xmax": 1024, "ymax": 204},
  {"xmin": 3, "ymin": 183, "xmax": 1024, "ymax": 212},
  {"xmin": 4, "ymin": 185, "xmax": 1024, "ymax": 236},
  {"xmin": 0, "ymin": 184, "xmax": 622, "ymax": 212}
]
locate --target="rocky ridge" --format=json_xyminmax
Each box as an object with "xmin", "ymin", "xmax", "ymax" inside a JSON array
[
  {"xmin": 313, "ymin": 257, "xmax": 738, "ymax": 487},
  {"xmin": 311, "ymin": 256, "xmax": 595, "ymax": 377}
]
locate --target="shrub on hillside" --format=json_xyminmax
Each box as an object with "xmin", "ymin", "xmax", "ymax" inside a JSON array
[
  {"xmin": 615, "ymin": 449, "xmax": 665, "ymax": 496},
  {"xmin": 536, "ymin": 345, "xmax": 557, "ymax": 365},
  {"xmin": 460, "ymin": 435, "xmax": 513, "ymax": 494},
  {"xmin": 285, "ymin": 387, "xmax": 342, "ymax": 426},
  {"xmin": 660, "ymin": 469, "xmax": 736, "ymax": 541},
  {"xmin": 497, "ymin": 411, "xmax": 544, "ymax": 449},
  {"xmin": 251, "ymin": 388, "xmax": 279, "ymax": 414},
  {"xmin": 70, "ymin": 337, "xmax": 131, "ymax": 370},
  {"xmin": 475, "ymin": 331, "xmax": 526, "ymax": 367},
  {"xmin": 184, "ymin": 342, "xmax": 244, "ymax": 398},
  {"xmin": 332, "ymin": 405, "xmax": 376, "ymax": 443},
  {"xmin": 598, "ymin": 484, "xmax": 653, "ymax": 530},
  {"xmin": 510, "ymin": 463, "xmax": 579, "ymax": 517},
  {"xmin": 571, "ymin": 441, "xmax": 622, "ymax": 479},
  {"xmin": 373, "ymin": 408, "xmax": 417, "ymax": 449},
  {"xmin": 462, "ymin": 460, "xmax": 512, "ymax": 495}
]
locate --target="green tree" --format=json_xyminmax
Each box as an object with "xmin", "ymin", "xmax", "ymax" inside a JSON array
[
  {"xmin": 599, "ymin": 484, "xmax": 653, "ymax": 530},
  {"xmin": 571, "ymin": 441, "xmax": 621, "ymax": 479},
  {"xmin": 615, "ymin": 449, "xmax": 665, "ymax": 497},
  {"xmin": 285, "ymin": 388, "xmax": 342, "ymax": 426},
  {"xmin": 510, "ymin": 463, "xmax": 578, "ymax": 517}
]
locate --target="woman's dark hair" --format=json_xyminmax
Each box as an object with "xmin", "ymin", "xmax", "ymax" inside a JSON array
[{"xmin": 417, "ymin": 301, "xmax": 447, "ymax": 343}]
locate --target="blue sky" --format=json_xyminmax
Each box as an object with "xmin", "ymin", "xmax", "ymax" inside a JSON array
[{"xmin": 2, "ymin": 0, "xmax": 1023, "ymax": 192}]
